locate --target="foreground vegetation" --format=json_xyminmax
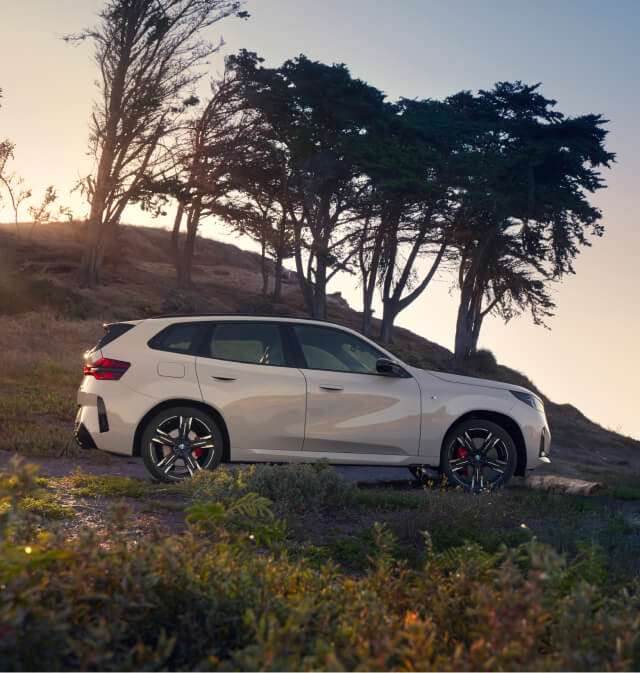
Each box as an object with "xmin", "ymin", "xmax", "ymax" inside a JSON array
[
  {"xmin": 0, "ymin": 310, "xmax": 638, "ymax": 670},
  {"xmin": 1, "ymin": 458, "xmax": 639, "ymax": 671}
]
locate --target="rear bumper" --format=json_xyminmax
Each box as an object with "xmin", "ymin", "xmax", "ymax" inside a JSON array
[
  {"xmin": 76, "ymin": 388, "xmax": 139, "ymax": 456},
  {"xmin": 74, "ymin": 421, "xmax": 97, "ymax": 450}
]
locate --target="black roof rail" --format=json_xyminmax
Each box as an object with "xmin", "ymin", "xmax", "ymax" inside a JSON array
[{"xmin": 145, "ymin": 313, "xmax": 341, "ymax": 325}]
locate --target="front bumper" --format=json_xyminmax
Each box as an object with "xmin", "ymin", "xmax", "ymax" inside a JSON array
[{"xmin": 539, "ymin": 425, "xmax": 551, "ymax": 463}]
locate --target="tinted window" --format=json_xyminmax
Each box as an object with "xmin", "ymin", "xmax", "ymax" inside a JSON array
[
  {"xmin": 94, "ymin": 323, "xmax": 135, "ymax": 350},
  {"xmin": 293, "ymin": 325, "xmax": 384, "ymax": 374},
  {"xmin": 148, "ymin": 323, "xmax": 208, "ymax": 354},
  {"xmin": 207, "ymin": 322, "xmax": 285, "ymax": 366}
]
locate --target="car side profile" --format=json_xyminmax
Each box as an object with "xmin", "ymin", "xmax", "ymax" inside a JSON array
[{"xmin": 75, "ymin": 315, "xmax": 551, "ymax": 490}]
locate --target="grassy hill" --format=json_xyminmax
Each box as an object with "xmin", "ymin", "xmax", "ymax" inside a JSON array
[{"xmin": 1, "ymin": 220, "xmax": 638, "ymax": 482}]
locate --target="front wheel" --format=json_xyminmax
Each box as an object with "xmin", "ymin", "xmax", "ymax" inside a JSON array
[
  {"xmin": 441, "ymin": 419, "xmax": 517, "ymax": 492},
  {"xmin": 141, "ymin": 406, "xmax": 223, "ymax": 483}
]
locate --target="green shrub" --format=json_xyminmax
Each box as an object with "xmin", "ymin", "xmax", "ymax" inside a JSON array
[
  {"xmin": 356, "ymin": 488, "xmax": 430, "ymax": 510},
  {"xmin": 608, "ymin": 484, "xmax": 640, "ymax": 501},
  {"xmin": 469, "ymin": 348, "xmax": 498, "ymax": 373},
  {"xmin": 19, "ymin": 494, "xmax": 75, "ymax": 520},
  {"xmin": 182, "ymin": 462, "xmax": 357, "ymax": 514},
  {"xmin": 67, "ymin": 472, "xmax": 165, "ymax": 500}
]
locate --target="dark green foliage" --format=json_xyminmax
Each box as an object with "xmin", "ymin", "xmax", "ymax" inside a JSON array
[
  {"xmin": 182, "ymin": 462, "xmax": 357, "ymax": 514},
  {"xmin": 607, "ymin": 485, "xmax": 640, "ymax": 501},
  {"xmin": 468, "ymin": 348, "xmax": 499, "ymax": 374},
  {"xmin": 228, "ymin": 51, "xmax": 390, "ymax": 320},
  {"xmin": 355, "ymin": 488, "xmax": 430, "ymax": 510},
  {"xmin": 449, "ymin": 82, "xmax": 614, "ymax": 360},
  {"xmin": 429, "ymin": 522, "xmax": 533, "ymax": 553}
]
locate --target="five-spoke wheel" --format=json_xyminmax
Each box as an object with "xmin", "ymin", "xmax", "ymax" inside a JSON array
[
  {"xmin": 441, "ymin": 419, "xmax": 516, "ymax": 492},
  {"xmin": 141, "ymin": 406, "xmax": 223, "ymax": 483}
]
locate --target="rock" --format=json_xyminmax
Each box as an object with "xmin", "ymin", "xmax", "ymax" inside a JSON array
[{"xmin": 524, "ymin": 474, "xmax": 603, "ymax": 496}]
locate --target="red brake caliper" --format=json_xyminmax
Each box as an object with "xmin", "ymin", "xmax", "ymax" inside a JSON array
[
  {"xmin": 455, "ymin": 445, "xmax": 470, "ymax": 477},
  {"xmin": 192, "ymin": 436, "xmax": 203, "ymax": 458}
]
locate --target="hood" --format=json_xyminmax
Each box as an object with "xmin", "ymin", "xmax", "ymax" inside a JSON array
[{"xmin": 411, "ymin": 368, "xmax": 534, "ymax": 396}]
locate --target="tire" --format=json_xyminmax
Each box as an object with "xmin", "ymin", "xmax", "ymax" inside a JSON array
[
  {"xmin": 441, "ymin": 419, "xmax": 517, "ymax": 492},
  {"xmin": 141, "ymin": 406, "xmax": 223, "ymax": 483}
]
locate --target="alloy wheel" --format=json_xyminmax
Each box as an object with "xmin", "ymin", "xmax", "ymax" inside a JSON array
[
  {"xmin": 148, "ymin": 414, "xmax": 216, "ymax": 480},
  {"xmin": 444, "ymin": 425, "xmax": 513, "ymax": 492}
]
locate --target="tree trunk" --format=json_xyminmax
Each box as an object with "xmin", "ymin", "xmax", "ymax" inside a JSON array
[
  {"xmin": 77, "ymin": 31, "xmax": 130, "ymax": 288},
  {"xmin": 359, "ymin": 216, "xmax": 383, "ymax": 337},
  {"xmin": 260, "ymin": 238, "xmax": 269, "ymax": 297},
  {"xmin": 292, "ymin": 221, "xmax": 314, "ymax": 315},
  {"xmin": 179, "ymin": 202, "xmax": 201, "ymax": 288},
  {"xmin": 311, "ymin": 251, "xmax": 327, "ymax": 320},
  {"xmin": 361, "ymin": 303, "xmax": 374, "ymax": 337},
  {"xmin": 171, "ymin": 201, "xmax": 184, "ymax": 280},
  {"xmin": 454, "ymin": 271, "xmax": 486, "ymax": 362},
  {"xmin": 272, "ymin": 212, "xmax": 287, "ymax": 303},
  {"xmin": 453, "ymin": 301, "xmax": 475, "ymax": 362},
  {"xmin": 273, "ymin": 250, "xmax": 283, "ymax": 303},
  {"xmin": 379, "ymin": 306, "xmax": 397, "ymax": 345},
  {"xmin": 453, "ymin": 226, "xmax": 500, "ymax": 362}
]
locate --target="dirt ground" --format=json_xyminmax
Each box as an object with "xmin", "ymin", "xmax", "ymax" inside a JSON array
[{"xmin": 0, "ymin": 444, "xmax": 601, "ymax": 485}]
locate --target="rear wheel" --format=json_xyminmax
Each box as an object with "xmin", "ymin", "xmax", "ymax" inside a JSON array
[
  {"xmin": 441, "ymin": 419, "xmax": 516, "ymax": 492},
  {"xmin": 141, "ymin": 406, "xmax": 223, "ymax": 483}
]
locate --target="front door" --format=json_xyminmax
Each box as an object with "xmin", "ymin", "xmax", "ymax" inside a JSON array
[
  {"xmin": 195, "ymin": 321, "xmax": 307, "ymax": 455},
  {"xmin": 289, "ymin": 324, "xmax": 421, "ymax": 457}
]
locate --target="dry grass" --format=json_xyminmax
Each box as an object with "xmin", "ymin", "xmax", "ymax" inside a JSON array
[{"xmin": 0, "ymin": 311, "xmax": 103, "ymax": 367}]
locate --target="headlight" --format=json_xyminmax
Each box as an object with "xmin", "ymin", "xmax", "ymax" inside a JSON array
[{"xmin": 510, "ymin": 390, "xmax": 544, "ymax": 413}]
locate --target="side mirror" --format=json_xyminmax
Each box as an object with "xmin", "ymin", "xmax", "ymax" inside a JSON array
[{"xmin": 376, "ymin": 357, "xmax": 403, "ymax": 377}]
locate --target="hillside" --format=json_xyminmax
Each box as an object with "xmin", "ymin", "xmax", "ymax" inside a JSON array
[{"xmin": 1, "ymin": 220, "xmax": 638, "ymax": 482}]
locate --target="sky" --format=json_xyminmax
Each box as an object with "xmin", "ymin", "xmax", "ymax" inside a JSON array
[{"xmin": 1, "ymin": 0, "xmax": 639, "ymax": 440}]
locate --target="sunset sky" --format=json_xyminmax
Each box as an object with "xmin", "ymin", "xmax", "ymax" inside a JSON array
[{"xmin": 1, "ymin": 0, "xmax": 639, "ymax": 440}]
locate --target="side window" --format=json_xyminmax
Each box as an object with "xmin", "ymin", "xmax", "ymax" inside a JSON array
[
  {"xmin": 148, "ymin": 323, "xmax": 208, "ymax": 354},
  {"xmin": 207, "ymin": 322, "xmax": 285, "ymax": 366},
  {"xmin": 293, "ymin": 325, "xmax": 384, "ymax": 374}
]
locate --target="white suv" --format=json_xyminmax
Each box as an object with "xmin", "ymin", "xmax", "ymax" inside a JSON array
[{"xmin": 75, "ymin": 315, "xmax": 551, "ymax": 489}]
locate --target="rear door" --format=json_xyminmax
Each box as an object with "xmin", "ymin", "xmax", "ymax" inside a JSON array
[
  {"xmin": 195, "ymin": 321, "xmax": 307, "ymax": 454},
  {"xmin": 289, "ymin": 324, "xmax": 421, "ymax": 457}
]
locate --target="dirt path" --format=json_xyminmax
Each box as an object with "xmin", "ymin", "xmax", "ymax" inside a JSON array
[
  {"xmin": 0, "ymin": 448, "xmax": 430, "ymax": 484},
  {"xmin": 0, "ymin": 446, "xmax": 575, "ymax": 485}
]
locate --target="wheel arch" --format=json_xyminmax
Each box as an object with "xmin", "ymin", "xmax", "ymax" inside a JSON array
[
  {"xmin": 440, "ymin": 410, "xmax": 527, "ymax": 477},
  {"xmin": 133, "ymin": 399, "xmax": 231, "ymax": 462}
]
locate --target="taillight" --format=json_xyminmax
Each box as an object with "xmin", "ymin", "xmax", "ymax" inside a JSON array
[{"xmin": 84, "ymin": 358, "xmax": 130, "ymax": 380}]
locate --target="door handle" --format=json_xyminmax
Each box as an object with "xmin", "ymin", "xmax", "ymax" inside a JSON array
[
  {"xmin": 319, "ymin": 384, "xmax": 344, "ymax": 391},
  {"xmin": 212, "ymin": 376, "xmax": 236, "ymax": 381}
]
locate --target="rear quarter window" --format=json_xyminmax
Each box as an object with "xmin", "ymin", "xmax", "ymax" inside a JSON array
[
  {"xmin": 94, "ymin": 323, "xmax": 135, "ymax": 350},
  {"xmin": 148, "ymin": 323, "xmax": 210, "ymax": 355}
]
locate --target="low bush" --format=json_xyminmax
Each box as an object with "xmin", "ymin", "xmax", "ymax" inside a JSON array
[
  {"xmin": 607, "ymin": 484, "xmax": 640, "ymax": 501},
  {"xmin": 67, "ymin": 472, "xmax": 167, "ymax": 500},
  {"xmin": 355, "ymin": 488, "xmax": 430, "ymax": 510},
  {"xmin": 469, "ymin": 348, "xmax": 498, "ymax": 374},
  {"xmin": 182, "ymin": 462, "xmax": 357, "ymax": 514}
]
